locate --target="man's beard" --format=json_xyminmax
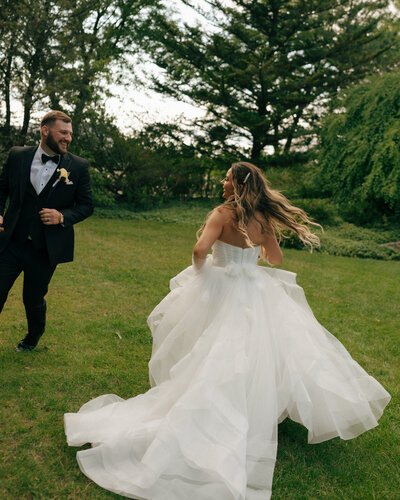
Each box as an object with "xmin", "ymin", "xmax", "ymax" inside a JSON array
[{"xmin": 45, "ymin": 130, "xmax": 66, "ymax": 155}]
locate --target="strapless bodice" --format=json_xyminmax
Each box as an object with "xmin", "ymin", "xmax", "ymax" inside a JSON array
[{"xmin": 212, "ymin": 240, "xmax": 260, "ymax": 267}]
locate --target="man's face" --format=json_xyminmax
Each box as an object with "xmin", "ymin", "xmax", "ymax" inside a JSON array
[{"xmin": 42, "ymin": 119, "xmax": 73, "ymax": 154}]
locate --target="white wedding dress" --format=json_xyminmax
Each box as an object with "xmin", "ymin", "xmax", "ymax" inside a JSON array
[{"xmin": 64, "ymin": 240, "xmax": 390, "ymax": 499}]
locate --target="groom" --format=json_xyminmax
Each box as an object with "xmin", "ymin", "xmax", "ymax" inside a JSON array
[{"xmin": 0, "ymin": 110, "xmax": 94, "ymax": 351}]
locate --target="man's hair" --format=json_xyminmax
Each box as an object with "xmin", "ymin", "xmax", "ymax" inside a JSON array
[{"xmin": 40, "ymin": 110, "xmax": 72, "ymax": 128}]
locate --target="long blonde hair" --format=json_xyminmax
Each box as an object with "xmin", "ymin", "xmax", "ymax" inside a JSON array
[{"xmin": 198, "ymin": 162, "xmax": 321, "ymax": 249}]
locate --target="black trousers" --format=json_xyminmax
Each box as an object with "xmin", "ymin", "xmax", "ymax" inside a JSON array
[{"xmin": 0, "ymin": 239, "xmax": 56, "ymax": 346}]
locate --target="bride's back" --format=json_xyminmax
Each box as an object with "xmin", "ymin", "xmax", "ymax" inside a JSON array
[{"xmin": 217, "ymin": 207, "xmax": 270, "ymax": 248}]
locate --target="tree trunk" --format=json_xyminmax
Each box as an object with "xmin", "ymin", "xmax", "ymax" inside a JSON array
[
  {"xmin": 19, "ymin": 75, "xmax": 36, "ymax": 145},
  {"xmin": 3, "ymin": 52, "xmax": 13, "ymax": 146},
  {"xmin": 284, "ymin": 108, "xmax": 304, "ymax": 152},
  {"xmin": 251, "ymin": 135, "xmax": 265, "ymax": 160},
  {"xmin": 18, "ymin": 44, "xmax": 44, "ymax": 145},
  {"xmin": 72, "ymin": 82, "xmax": 90, "ymax": 134}
]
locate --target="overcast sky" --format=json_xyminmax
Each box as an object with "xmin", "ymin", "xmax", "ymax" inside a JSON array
[{"xmin": 105, "ymin": 82, "xmax": 206, "ymax": 134}]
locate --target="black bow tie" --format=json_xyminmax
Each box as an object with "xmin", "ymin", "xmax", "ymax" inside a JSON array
[{"xmin": 42, "ymin": 153, "xmax": 60, "ymax": 165}]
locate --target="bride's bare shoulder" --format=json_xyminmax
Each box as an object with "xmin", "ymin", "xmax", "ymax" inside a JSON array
[
  {"xmin": 213, "ymin": 205, "xmax": 234, "ymax": 222},
  {"xmin": 204, "ymin": 205, "xmax": 234, "ymax": 225}
]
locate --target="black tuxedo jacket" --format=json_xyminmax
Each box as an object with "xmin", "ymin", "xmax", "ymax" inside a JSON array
[{"xmin": 0, "ymin": 146, "xmax": 94, "ymax": 265}]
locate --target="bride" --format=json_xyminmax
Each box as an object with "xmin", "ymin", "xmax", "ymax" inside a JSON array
[{"xmin": 65, "ymin": 162, "xmax": 390, "ymax": 499}]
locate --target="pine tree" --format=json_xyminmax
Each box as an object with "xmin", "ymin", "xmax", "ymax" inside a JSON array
[{"xmin": 147, "ymin": 0, "xmax": 396, "ymax": 159}]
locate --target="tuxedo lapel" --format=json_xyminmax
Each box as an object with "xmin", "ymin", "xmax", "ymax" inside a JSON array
[
  {"xmin": 19, "ymin": 146, "xmax": 38, "ymax": 198},
  {"xmin": 59, "ymin": 152, "xmax": 72, "ymax": 173}
]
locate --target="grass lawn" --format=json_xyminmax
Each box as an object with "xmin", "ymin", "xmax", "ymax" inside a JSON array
[{"xmin": 0, "ymin": 216, "xmax": 398, "ymax": 499}]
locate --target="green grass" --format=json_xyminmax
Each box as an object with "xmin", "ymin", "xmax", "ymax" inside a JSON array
[{"xmin": 0, "ymin": 216, "xmax": 398, "ymax": 499}]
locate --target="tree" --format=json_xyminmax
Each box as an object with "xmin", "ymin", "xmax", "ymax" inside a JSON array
[
  {"xmin": 0, "ymin": 0, "xmax": 159, "ymax": 146},
  {"xmin": 318, "ymin": 72, "xmax": 400, "ymax": 223},
  {"xmin": 0, "ymin": 0, "xmax": 23, "ymax": 145},
  {"xmin": 0, "ymin": 0, "xmax": 59, "ymax": 145},
  {"xmin": 146, "ymin": 0, "xmax": 397, "ymax": 160}
]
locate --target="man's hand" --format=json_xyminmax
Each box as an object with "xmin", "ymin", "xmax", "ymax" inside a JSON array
[
  {"xmin": 39, "ymin": 208, "xmax": 62, "ymax": 226},
  {"xmin": 0, "ymin": 215, "xmax": 4, "ymax": 231}
]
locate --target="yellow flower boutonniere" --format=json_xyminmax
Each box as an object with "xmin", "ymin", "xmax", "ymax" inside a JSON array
[{"xmin": 57, "ymin": 168, "xmax": 70, "ymax": 184}]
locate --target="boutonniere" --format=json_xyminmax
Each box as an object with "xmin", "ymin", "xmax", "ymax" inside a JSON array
[
  {"xmin": 57, "ymin": 168, "xmax": 70, "ymax": 183},
  {"xmin": 52, "ymin": 168, "xmax": 73, "ymax": 187}
]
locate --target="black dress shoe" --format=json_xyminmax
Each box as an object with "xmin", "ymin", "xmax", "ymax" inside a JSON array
[{"xmin": 16, "ymin": 340, "xmax": 36, "ymax": 352}]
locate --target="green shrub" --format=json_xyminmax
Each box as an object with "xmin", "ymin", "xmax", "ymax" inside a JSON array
[
  {"xmin": 90, "ymin": 170, "xmax": 116, "ymax": 207},
  {"xmin": 318, "ymin": 233, "xmax": 400, "ymax": 261},
  {"xmin": 291, "ymin": 198, "xmax": 342, "ymax": 226},
  {"xmin": 262, "ymin": 165, "xmax": 309, "ymax": 199},
  {"xmin": 282, "ymin": 221, "xmax": 400, "ymax": 260}
]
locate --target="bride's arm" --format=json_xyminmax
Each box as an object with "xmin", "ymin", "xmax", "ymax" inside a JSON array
[
  {"xmin": 192, "ymin": 210, "xmax": 224, "ymax": 270},
  {"xmin": 260, "ymin": 226, "xmax": 283, "ymax": 266}
]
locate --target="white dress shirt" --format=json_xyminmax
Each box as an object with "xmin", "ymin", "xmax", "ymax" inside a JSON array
[{"xmin": 30, "ymin": 145, "xmax": 59, "ymax": 195}]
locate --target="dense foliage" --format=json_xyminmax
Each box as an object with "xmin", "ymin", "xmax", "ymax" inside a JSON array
[
  {"xmin": 66, "ymin": 112, "xmax": 233, "ymax": 207},
  {"xmin": 318, "ymin": 72, "xmax": 400, "ymax": 223}
]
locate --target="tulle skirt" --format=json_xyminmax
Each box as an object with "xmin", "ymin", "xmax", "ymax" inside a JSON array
[{"xmin": 65, "ymin": 260, "xmax": 390, "ymax": 499}]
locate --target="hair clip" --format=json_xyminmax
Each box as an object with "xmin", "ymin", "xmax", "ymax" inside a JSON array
[{"xmin": 243, "ymin": 172, "xmax": 250, "ymax": 184}]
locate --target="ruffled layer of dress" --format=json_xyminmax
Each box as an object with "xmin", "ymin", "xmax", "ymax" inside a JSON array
[{"xmin": 65, "ymin": 240, "xmax": 390, "ymax": 499}]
